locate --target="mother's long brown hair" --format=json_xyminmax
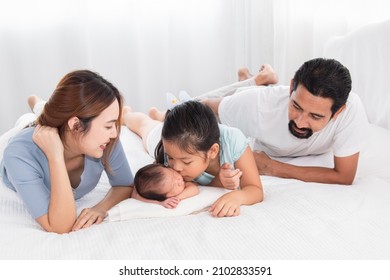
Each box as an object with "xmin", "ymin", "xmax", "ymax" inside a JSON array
[{"xmin": 36, "ymin": 70, "xmax": 123, "ymax": 170}]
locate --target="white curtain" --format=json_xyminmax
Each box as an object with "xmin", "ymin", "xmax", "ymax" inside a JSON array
[
  {"xmin": 1, "ymin": 0, "xmax": 389, "ymax": 134},
  {"xmin": 271, "ymin": 0, "xmax": 390, "ymax": 84}
]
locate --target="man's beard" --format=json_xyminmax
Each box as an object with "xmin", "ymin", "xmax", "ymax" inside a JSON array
[{"xmin": 288, "ymin": 120, "xmax": 313, "ymax": 139}]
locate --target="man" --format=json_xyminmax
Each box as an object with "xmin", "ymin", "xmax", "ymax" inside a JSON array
[{"xmin": 198, "ymin": 58, "xmax": 368, "ymax": 185}]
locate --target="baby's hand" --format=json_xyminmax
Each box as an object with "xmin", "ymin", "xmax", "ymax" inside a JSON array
[
  {"xmin": 161, "ymin": 197, "xmax": 180, "ymax": 209},
  {"xmin": 219, "ymin": 163, "xmax": 242, "ymax": 190}
]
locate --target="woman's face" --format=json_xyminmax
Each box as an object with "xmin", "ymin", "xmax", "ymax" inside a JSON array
[
  {"xmin": 79, "ymin": 99, "xmax": 120, "ymax": 158},
  {"xmin": 163, "ymin": 140, "xmax": 210, "ymax": 182}
]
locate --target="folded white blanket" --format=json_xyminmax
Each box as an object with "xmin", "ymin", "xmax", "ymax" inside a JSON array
[{"xmin": 106, "ymin": 186, "xmax": 230, "ymax": 221}]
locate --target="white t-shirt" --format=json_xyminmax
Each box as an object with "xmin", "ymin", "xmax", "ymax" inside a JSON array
[{"xmin": 219, "ymin": 85, "xmax": 368, "ymax": 158}]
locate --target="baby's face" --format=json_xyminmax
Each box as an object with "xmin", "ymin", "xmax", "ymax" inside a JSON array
[
  {"xmin": 161, "ymin": 168, "xmax": 185, "ymax": 198},
  {"xmin": 163, "ymin": 139, "xmax": 210, "ymax": 182}
]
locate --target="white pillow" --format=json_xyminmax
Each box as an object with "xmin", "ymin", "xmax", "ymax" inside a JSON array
[
  {"xmin": 106, "ymin": 186, "xmax": 230, "ymax": 221},
  {"xmin": 355, "ymin": 123, "xmax": 390, "ymax": 185}
]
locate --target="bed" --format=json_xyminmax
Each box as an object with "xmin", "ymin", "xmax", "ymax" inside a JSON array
[{"xmin": 1, "ymin": 20, "xmax": 390, "ymax": 260}]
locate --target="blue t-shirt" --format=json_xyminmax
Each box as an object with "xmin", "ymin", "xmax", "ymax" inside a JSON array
[
  {"xmin": 194, "ymin": 124, "xmax": 249, "ymax": 185},
  {"xmin": 0, "ymin": 127, "xmax": 133, "ymax": 219}
]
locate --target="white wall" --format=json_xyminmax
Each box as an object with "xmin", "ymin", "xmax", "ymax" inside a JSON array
[{"xmin": 1, "ymin": 0, "xmax": 389, "ymax": 134}]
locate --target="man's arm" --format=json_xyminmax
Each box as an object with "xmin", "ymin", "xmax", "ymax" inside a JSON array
[{"xmin": 255, "ymin": 151, "xmax": 359, "ymax": 185}]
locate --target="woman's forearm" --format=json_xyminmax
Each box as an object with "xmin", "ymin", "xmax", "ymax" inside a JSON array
[{"xmin": 45, "ymin": 157, "xmax": 77, "ymax": 233}]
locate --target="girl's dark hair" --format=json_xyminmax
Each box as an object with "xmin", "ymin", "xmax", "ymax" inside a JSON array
[
  {"xmin": 36, "ymin": 70, "xmax": 123, "ymax": 171},
  {"xmin": 154, "ymin": 100, "xmax": 220, "ymax": 164},
  {"xmin": 292, "ymin": 58, "xmax": 352, "ymax": 115},
  {"xmin": 134, "ymin": 163, "xmax": 168, "ymax": 201}
]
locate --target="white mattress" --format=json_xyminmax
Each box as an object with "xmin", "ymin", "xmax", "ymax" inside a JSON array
[{"xmin": 1, "ymin": 126, "xmax": 390, "ymax": 260}]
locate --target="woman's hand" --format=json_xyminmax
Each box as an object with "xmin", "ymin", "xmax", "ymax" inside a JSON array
[
  {"xmin": 72, "ymin": 207, "xmax": 107, "ymax": 231},
  {"xmin": 218, "ymin": 163, "xmax": 242, "ymax": 190},
  {"xmin": 33, "ymin": 124, "xmax": 64, "ymax": 160}
]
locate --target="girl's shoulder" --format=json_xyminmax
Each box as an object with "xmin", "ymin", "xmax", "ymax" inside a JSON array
[
  {"xmin": 218, "ymin": 124, "xmax": 249, "ymax": 165},
  {"xmin": 218, "ymin": 124, "xmax": 246, "ymax": 140},
  {"xmin": 218, "ymin": 124, "xmax": 249, "ymax": 149}
]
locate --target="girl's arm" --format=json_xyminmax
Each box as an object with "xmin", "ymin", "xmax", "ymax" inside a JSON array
[{"xmin": 209, "ymin": 146, "xmax": 263, "ymax": 217}]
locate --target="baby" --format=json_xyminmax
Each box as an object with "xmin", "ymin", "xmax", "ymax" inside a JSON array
[{"xmin": 133, "ymin": 163, "xmax": 200, "ymax": 208}]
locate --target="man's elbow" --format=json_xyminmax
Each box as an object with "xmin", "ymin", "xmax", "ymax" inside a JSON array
[{"xmin": 337, "ymin": 175, "xmax": 355, "ymax": 186}]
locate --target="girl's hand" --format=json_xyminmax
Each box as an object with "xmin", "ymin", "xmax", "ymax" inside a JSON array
[
  {"xmin": 218, "ymin": 163, "xmax": 242, "ymax": 190},
  {"xmin": 72, "ymin": 207, "xmax": 107, "ymax": 231},
  {"xmin": 209, "ymin": 191, "xmax": 242, "ymax": 217},
  {"xmin": 33, "ymin": 124, "xmax": 64, "ymax": 159},
  {"xmin": 161, "ymin": 197, "xmax": 180, "ymax": 209}
]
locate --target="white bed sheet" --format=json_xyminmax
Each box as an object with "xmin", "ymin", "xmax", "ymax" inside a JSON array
[{"xmin": 1, "ymin": 126, "xmax": 390, "ymax": 260}]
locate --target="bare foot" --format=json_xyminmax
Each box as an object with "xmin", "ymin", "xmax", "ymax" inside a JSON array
[
  {"xmin": 122, "ymin": 105, "xmax": 132, "ymax": 116},
  {"xmin": 27, "ymin": 95, "xmax": 42, "ymax": 112},
  {"xmin": 253, "ymin": 64, "xmax": 278, "ymax": 86},
  {"xmin": 148, "ymin": 107, "xmax": 166, "ymax": 121},
  {"xmin": 237, "ymin": 67, "xmax": 253, "ymax": 81}
]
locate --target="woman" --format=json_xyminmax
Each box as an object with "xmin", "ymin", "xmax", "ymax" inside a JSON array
[{"xmin": 1, "ymin": 70, "xmax": 133, "ymax": 233}]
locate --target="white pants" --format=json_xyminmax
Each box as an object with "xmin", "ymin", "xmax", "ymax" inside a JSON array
[
  {"xmin": 194, "ymin": 78, "xmax": 256, "ymax": 100},
  {"xmin": 145, "ymin": 123, "xmax": 163, "ymax": 157},
  {"xmin": 0, "ymin": 100, "xmax": 46, "ymax": 159}
]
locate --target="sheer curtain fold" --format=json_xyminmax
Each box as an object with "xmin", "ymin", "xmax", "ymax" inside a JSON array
[
  {"xmin": 1, "ymin": 0, "xmax": 389, "ymax": 134},
  {"xmin": 272, "ymin": 0, "xmax": 390, "ymax": 84},
  {"xmin": 0, "ymin": 0, "xmax": 245, "ymax": 134}
]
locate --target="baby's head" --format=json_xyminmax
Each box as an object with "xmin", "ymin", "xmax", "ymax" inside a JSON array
[{"xmin": 134, "ymin": 163, "xmax": 185, "ymax": 201}]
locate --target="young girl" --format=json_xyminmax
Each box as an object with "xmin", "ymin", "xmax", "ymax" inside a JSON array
[
  {"xmin": 122, "ymin": 100, "xmax": 263, "ymax": 217},
  {"xmin": 133, "ymin": 163, "xmax": 200, "ymax": 209}
]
